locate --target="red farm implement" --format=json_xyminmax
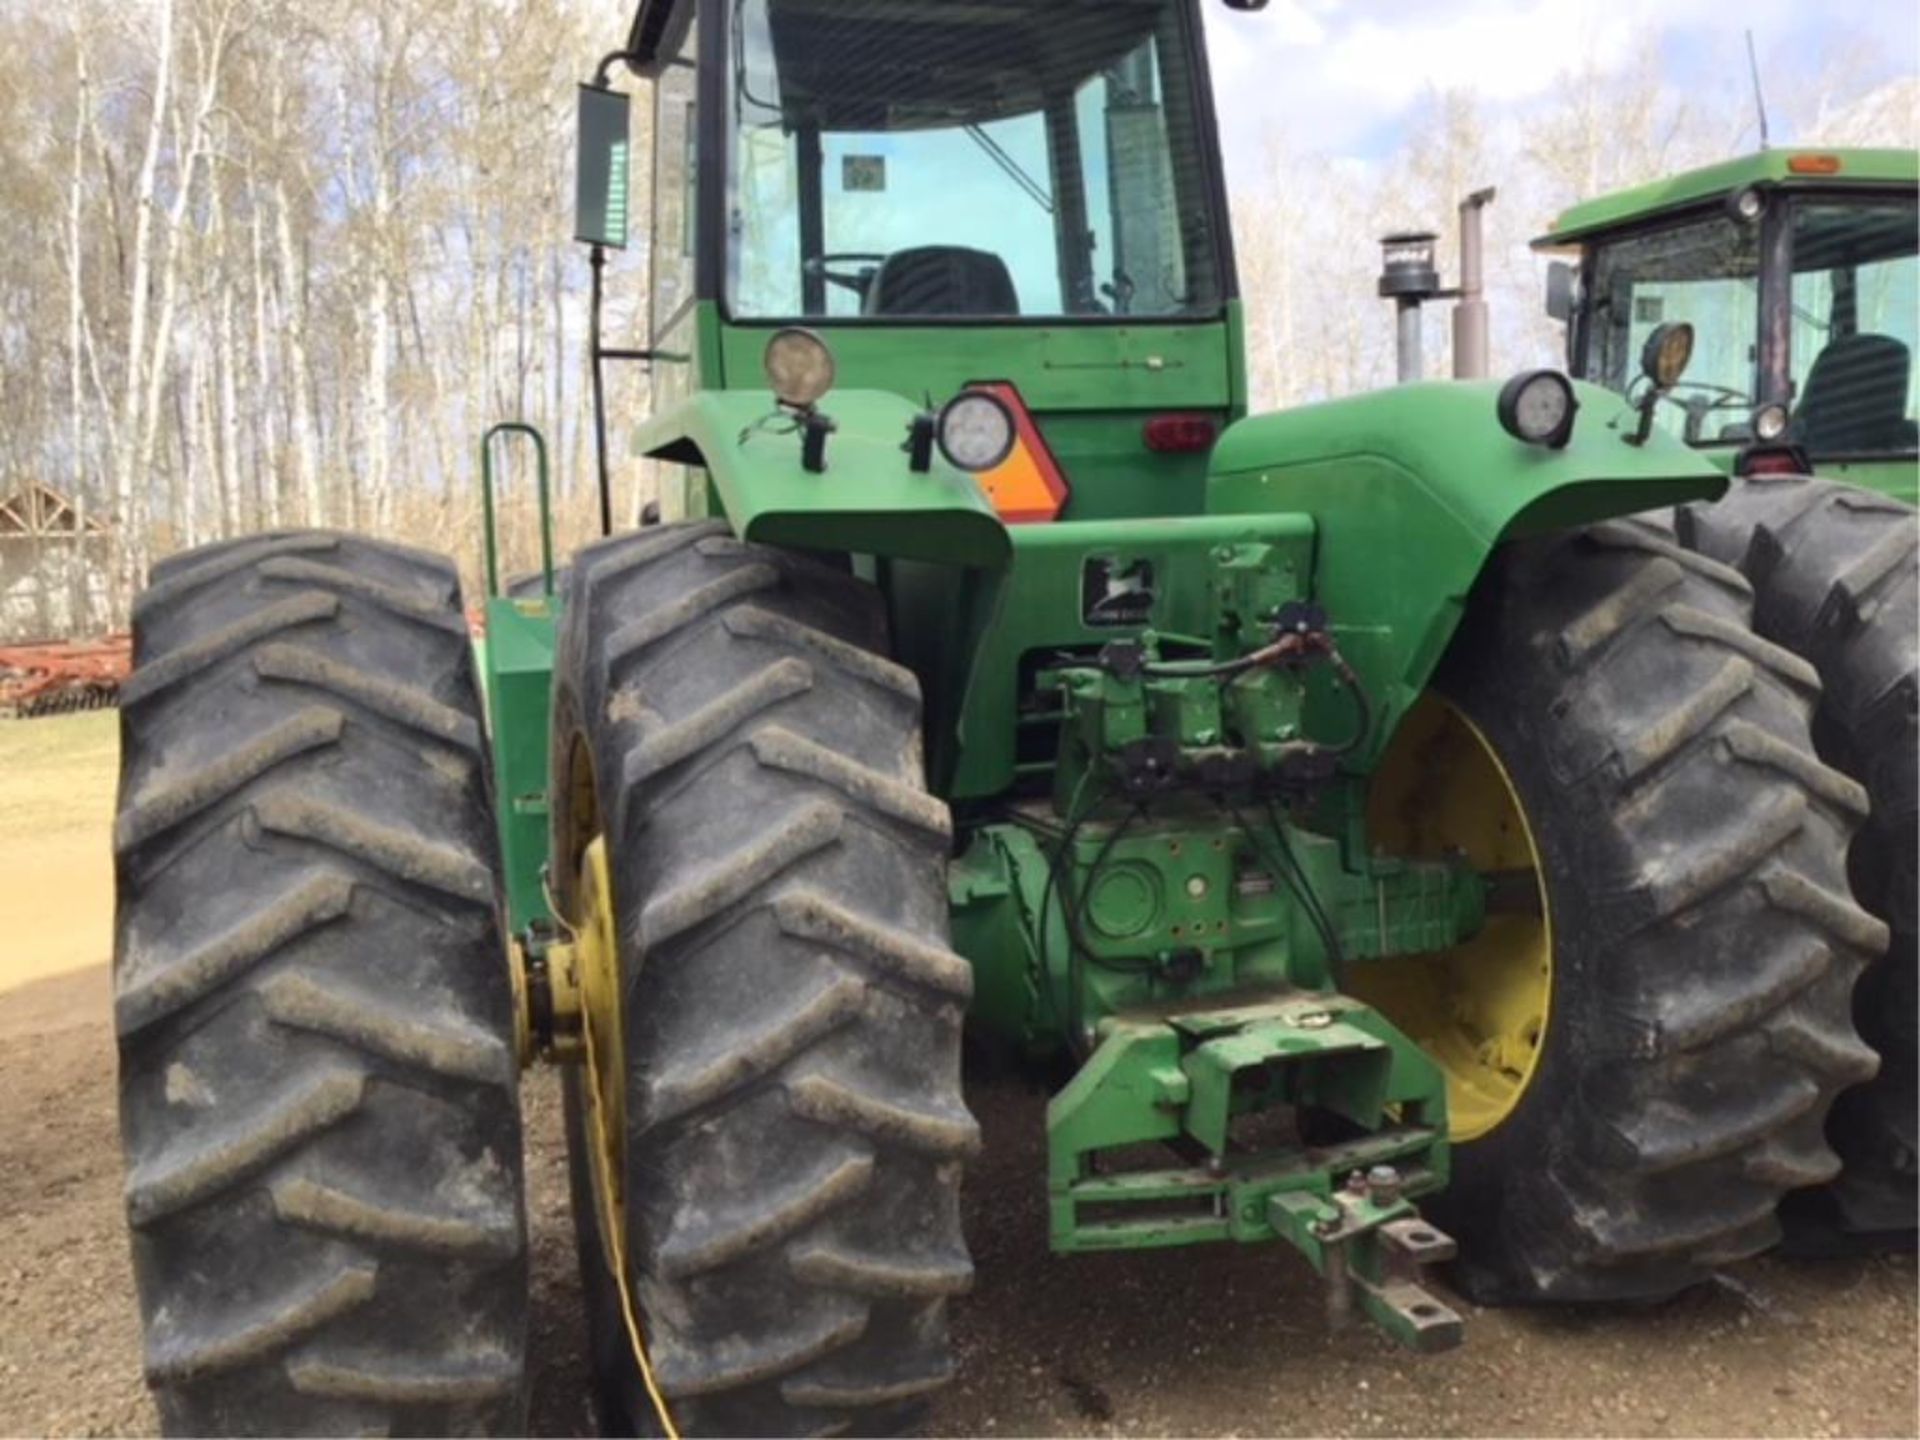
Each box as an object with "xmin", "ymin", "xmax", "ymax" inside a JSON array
[{"xmin": 0, "ymin": 635, "xmax": 131, "ymax": 718}]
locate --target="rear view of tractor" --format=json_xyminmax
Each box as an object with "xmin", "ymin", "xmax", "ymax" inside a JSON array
[
  {"xmin": 1539, "ymin": 149, "xmax": 1919, "ymax": 1248},
  {"xmin": 108, "ymin": 6, "xmax": 1896, "ymax": 1437}
]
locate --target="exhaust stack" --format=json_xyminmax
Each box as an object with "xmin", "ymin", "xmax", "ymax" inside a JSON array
[
  {"xmin": 1451, "ymin": 188, "xmax": 1496, "ymax": 380},
  {"xmin": 1378, "ymin": 188, "xmax": 1498, "ymax": 384}
]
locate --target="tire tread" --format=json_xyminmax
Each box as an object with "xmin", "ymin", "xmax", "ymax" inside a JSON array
[{"xmin": 115, "ymin": 533, "xmax": 528, "ymax": 1434}]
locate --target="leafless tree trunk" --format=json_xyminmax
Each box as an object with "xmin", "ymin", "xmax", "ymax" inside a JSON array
[
  {"xmin": 67, "ymin": 18, "xmax": 94, "ymax": 627},
  {"xmin": 245, "ymin": 169, "xmax": 282, "ymax": 528},
  {"xmin": 270, "ymin": 66, "xmax": 321, "ymax": 528},
  {"xmin": 109, "ymin": 0, "xmax": 178, "ymax": 612},
  {"xmin": 133, "ymin": 2, "xmax": 237, "ymax": 553}
]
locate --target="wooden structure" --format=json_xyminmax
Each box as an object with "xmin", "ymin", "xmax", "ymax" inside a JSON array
[{"xmin": 0, "ymin": 481, "xmax": 114, "ymax": 643}]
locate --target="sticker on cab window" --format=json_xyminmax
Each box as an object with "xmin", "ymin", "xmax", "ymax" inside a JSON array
[{"xmin": 843, "ymin": 155, "xmax": 887, "ymax": 192}]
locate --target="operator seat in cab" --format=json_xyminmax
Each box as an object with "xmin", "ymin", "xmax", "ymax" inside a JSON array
[
  {"xmin": 1793, "ymin": 332, "xmax": 1919, "ymax": 453},
  {"xmin": 863, "ymin": 245, "xmax": 1020, "ymax": 317}
]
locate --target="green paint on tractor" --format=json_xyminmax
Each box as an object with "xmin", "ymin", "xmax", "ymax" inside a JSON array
[
  {"xmin": 478, "ymin": 0, "xmax": 1781, "ymax": 1366},
  {"xmin": 1539, "ymin": 147, "xmax": 1918, "ymax": 504}
]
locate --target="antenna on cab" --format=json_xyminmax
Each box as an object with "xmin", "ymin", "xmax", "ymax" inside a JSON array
[{"xmin": 1745, "ymin": 30, "xmax": 1772, "ymax": 149}]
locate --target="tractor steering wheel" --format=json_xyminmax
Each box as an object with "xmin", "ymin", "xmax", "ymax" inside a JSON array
[
  {"xmin": 1664, "ymin": 379, "xmax": 1751, "ymax": 404},
  {"xmin": 803, "ymin": 252, "xmax": 889, "ymax": 300},
  {"xmin": 1657, "ymin": 381, "xmax": 1753, "ymax": 445}
]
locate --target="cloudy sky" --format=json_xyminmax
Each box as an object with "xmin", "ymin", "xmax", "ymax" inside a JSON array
[{"xmin": 1201, "ymin": 0, "xmax": 1919, "ymax": 178}]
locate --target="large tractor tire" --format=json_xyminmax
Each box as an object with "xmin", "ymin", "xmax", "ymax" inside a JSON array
[
  {"xmin": 114, "ymin": 533, "xmax": 529, "ymax": 1435},
  {"xmin": 1358, "ymin": 520, "xmax": 1885, "ymax": 1303},
  {"xmin": 549, "ymin": 521, "xmax": 976, "ymax": 1437},
  {"xmin": 1676, "ymin": 476, "xmax": 1918, "ymax": 1246}
]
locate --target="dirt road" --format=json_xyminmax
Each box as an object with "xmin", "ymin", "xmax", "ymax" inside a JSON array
[
  {"xmin": 0, "ymin": 712, "xmax": 116, "ymax": 990},
  {"xmin": 1, "ymin": 713, "xmax": 1914, "ymax": 1438}
]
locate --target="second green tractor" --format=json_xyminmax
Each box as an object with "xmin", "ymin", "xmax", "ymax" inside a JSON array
[{"xmin": 1539, "ymin": 146, "xmax": 1917, "ymax": 1249}]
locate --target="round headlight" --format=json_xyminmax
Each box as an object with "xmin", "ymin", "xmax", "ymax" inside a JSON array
[
  {"xmin": 936, "ymin": 391, "xmax": 1017, "ymax": 473},
  {"xmin": 764, "ymin": 327, "xmax": 835, "ymax": 410},
  {"xmin": 1496, "ymin": 370, "xmax": 1578, "ymax": 449},
  {"xmin": 1640, "ymin": 322, "xmax": 1695, "ymax": 390},
  {"xmin": 1753, "ymin": 402, "xmax": 1790, "ymax": 442}
]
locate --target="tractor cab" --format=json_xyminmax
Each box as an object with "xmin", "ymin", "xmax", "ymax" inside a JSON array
[
  {"xmin": 1539, "ymin": 148, "xmax": 1919, "ymax": 502},
  {"xmin": 603, "ymin": 0, "xmax": 1241, "ymax": 530}
]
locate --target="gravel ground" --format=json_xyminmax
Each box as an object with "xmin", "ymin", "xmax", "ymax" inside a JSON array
[{"xmin": 0, "ymin": 963, "xmax": 1914, "ymax": 1438}]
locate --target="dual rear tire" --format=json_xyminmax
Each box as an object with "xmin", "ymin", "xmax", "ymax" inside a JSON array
[
  {"xmin": 1368, "ymin": 519, "xmax": 1887, "ymax": 1302},
  {"xmin": 111, "ymin": 524, "xmax": 977, "ymax": 1439},
  {"xmin": 1676, "ymin": 476, "xmax": 1918, "ymax": 1246},
  {"xmin": 547, "ymin": 523, "xmax": 975, "ymax": 1437}
]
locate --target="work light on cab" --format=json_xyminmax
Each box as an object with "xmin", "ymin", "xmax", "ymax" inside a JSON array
[
  {"xmin": 1641, "ymin": 321, "xmax": 1695, "ymax": 391},
  {"xmin": 937, "ymin": 390, "xmax": 1018, "ymax": 474},
  {"xmin": 764, "ymin": 327, "xmax": 836, "ymax": 410},
  {"xmin": 1496, "ymin": 370, "xmax": 1577, "ymax": 448}
]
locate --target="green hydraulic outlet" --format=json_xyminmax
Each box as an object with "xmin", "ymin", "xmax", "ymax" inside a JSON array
[
  {"xmin": 1046, "ymin": 995, "xmax": 1461, "ymax": 1352},
  {"xmin": 479, "ymin": 422, "xmax": 560, "ymax": 934}
]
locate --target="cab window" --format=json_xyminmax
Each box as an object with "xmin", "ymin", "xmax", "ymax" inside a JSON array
[
  {"xmin": 725, "ymin": 0, "xmax": 1221, "ymax": 322},
  {"xmin": 1587, "ymin": 214, "xmax": 1761, "ymax": 445},
  {"xmin": 650, "ymin": 16, "xmax": 698, "ymax": 343},
  {"xmin": 1788, "ymin": 198, "xmax": 1919, "ymax": 457}
]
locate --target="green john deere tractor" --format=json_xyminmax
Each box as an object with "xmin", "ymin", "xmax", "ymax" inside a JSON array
[
  {"xmin": 110, "ymin": 6, "xmax": 1893, "ymax": 1435},
  {"xmin": 1539, "ymin": 148, "xmax": 1918, "ymax": 1250}
]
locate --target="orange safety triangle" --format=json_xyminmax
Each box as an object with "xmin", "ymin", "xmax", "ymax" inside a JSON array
[{"xmin": 971, "ymin": 382, "xmax": 1069, "ymax": 524}]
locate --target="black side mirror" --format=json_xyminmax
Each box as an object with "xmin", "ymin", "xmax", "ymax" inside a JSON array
[
  {"xmin": 1220, "ymin": 0, "xmax": 1269, "ymax": 9},
  {"xmin": 1544, "ymin": 260, "xmax": 1576, "ymax": 323},
  {"xmin": 575, "ymin": 85, "xmax": 632, "ymax": 249}
]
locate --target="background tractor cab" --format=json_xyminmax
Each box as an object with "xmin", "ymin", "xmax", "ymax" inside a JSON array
[{"xmin": 1538, "ymin": 148, "xmax": 1919, "ymax": 503}]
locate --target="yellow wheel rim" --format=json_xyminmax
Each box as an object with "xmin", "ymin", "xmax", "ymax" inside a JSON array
[
  {"xmin": 573, "ymin": 836, "xmax": 627, "ymax": 1241},
  {"xmin": 1351, "ymin": 693, "xmax": 1553, "ymax": 1143},
  {"xmin": 557, "ymin": 737, "xmax": 629, "ymax": 1225},
  {"xmin": 561, "ymin": 791, "xmax": 678, "ymax": 1435}
]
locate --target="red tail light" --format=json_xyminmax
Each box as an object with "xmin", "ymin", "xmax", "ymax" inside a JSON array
[
  {"xmin": 1144, "ymin": 414, "xmax": 1218, "ymax": 454},
  {"xmin": 1737, "ymin": 444, "xmax": 1811, "ymax": 478}
]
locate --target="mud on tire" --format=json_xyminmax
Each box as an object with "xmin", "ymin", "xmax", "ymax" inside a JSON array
[
  {"xmin": 1677, "ymin": 477, "xmax": 1918, "ymax": 1243},
  {"xmin": 550, "ymin": 521, "xmax": 976, "ymax": 1437},
  {"xmin": 1428, "ymin": 520, "xmax": 1886, "ymax": 1302},
  {"xmin": 115, "ymin": 532, "xmax": 529, "ymax": 1435}
]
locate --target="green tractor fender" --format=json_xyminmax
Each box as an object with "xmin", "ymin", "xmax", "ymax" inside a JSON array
[
  {"xmin": 635, "ymin": 388, "xmax": 1012, "ymax": 569},
  {"xmin": 1207, "ymin": 379, "xmax": 1730, "ymax": 762}
]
